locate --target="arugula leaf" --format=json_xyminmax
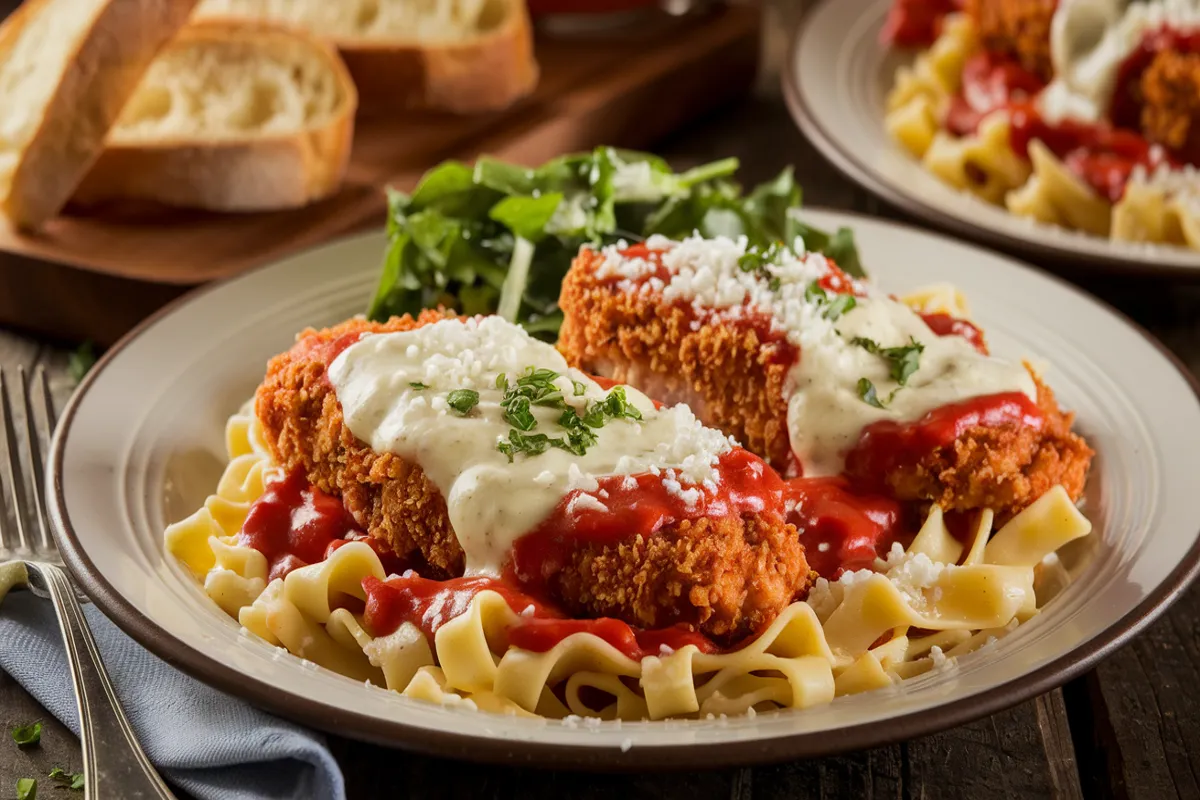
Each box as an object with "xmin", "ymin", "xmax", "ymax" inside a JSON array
[
  {"xmin": 368, "ymin": 150, "xmax": 865, "ymax": 339},
  {"xmin": 793, "ymin": 221, "xmax": 866, "ymax": 278},
  {"xmin": 11, "ymin": 722, "xmax": 41, "ymax": 747},
  {"xmin": 489, "ymin": 194, "xmax": 564, "ymax": 243},
  {"xmin": 16, "ymin": 777, "xmax": 35, "ymax": 800}
]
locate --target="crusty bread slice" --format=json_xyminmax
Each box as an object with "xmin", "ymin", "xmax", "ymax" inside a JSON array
[
  {"xmin": 72, "ymin": 20, "xmax": 357, "ymax": 212},
  {"xmin": 194, "ymin": 0, "xmax": 538, "ymax": 113},
  {"xmin": 0, "ymin": 0, "xmax": 200, "ymax": 230}
]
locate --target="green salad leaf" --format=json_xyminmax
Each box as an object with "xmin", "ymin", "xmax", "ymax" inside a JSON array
[{"xmin": 368, "ymin": 148, "xmax": 865, "ymax": 339}]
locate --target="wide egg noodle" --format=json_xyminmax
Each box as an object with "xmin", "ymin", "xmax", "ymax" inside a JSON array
[
  {"xmin": 1007, "ymin": 140, "xmax": 1112, "ymax": 236},
  {"xmin": 166, "ymin": 403, "xmax": 1094, "ymax": 720},
  {"xmin": 885, "ymin": 13, "xmax": 979, "ymax": 159},
  {"xmin": 923, "ymin": 111, "xmax": 1032, "ymax": 205},
  {"xmin": 884, "ymin": 12, "xmax": 1200, "ymax": 251}
]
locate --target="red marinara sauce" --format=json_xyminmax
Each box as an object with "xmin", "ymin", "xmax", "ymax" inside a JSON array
[
  {"xmin": 786, "ymin": 477, "xmax": 904, "ymax": 579},
  {"xmin": 941, "ymin": 47, "xmax": 1171, "ymax": 202},
  {"xmin": 361, "ymin": 573, "xmax": 718, "ymax": 660},
  {"xmin": 237, "ymin": 468, "xmax": 406, "ymax": 581},
  {"xmin": 945, "ymin": 52, "xmax": 1046, "ymax": 137},
  {"xmin": 1008, "ymin": 106, "xmax": 1169, "ymax": 203},
  {"xmin": 1111, "ymin": 26, "xmax": 1200, "ymax": 165},
  {"xmin": 508, "ymin": 448, "xmax": 787, "ymax": 594},
  {"xmin": 843, "ymin": 392, "xmax": 1044, "ymax": 490},
  {"xmin": 920, "ymin": 312, "xmax": 987, "ymax": 354},
  {"xmin": 880, "ymin": 0, "xmax": 962, "ymax": 47}
]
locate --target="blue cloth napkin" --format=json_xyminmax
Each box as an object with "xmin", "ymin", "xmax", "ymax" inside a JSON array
[{"xmin": 0, "ymin": 589, "xmax": 346, "ymax": 800}]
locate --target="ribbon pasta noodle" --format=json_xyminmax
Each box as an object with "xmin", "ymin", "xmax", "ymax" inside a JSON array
[
  {"xmin": 166, "ymin": 402, "xmax": 1093, "ymax": 720},
  {"xmin": 883, "ymin": 10, "xmax": 1200, "ymax": 251}
]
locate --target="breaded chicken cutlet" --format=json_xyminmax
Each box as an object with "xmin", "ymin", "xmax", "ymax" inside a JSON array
[
  {"xmin": 963, "ymin": 0, "xmax": 1058, "ymax": 81},
  {"xmin": 254, "ymin": 312, "xmax": 812, "ymax": 642},
  {"xmin": 1137, "ymin": 47, "xmax": 1200, "ymax": 163},
  {"xmin": 557, "ymin": 237, "xmax": 1093, "ymax": 520}
]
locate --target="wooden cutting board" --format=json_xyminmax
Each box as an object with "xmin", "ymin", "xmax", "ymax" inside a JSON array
[{"xmin": 0, "ymin": 4, "xmax": 759, "ymax": 347}]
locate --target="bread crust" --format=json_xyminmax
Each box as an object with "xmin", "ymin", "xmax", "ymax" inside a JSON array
[
  {"xmin": 335, "ymin": 0, "xmax": 538, "ymax": 114},
  {"xmin": 72, "ymin": 20, "xmax": 358, "ymax": 212},
  {"xmin": 0, "ymin": 0, "xmax": 201, "ymax": 230}
]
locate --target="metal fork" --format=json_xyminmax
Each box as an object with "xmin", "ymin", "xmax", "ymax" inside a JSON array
[{"xmin": 0, "ymin": 366, "xmax": 176, "ymax": 800}]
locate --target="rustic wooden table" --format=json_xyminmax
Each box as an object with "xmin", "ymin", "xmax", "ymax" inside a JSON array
[{"xmin": 5, "ymin": 8, "xmax": 1200, "ymax": 800}]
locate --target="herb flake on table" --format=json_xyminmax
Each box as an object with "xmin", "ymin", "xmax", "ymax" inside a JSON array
[
  {"xmin": 368, "ymin": 149, "xmax": 865, "ymax": 340},
  {"xmin": 67, "ymin": 342, "xmax": 96, "ymax": 384},
  {"xmin": 47, "ymin": 768, "xmax": 84, "ymax": 791},
  {"xmin": 10, "ymin": 721, "xmax": 41, "ymax": 747}
]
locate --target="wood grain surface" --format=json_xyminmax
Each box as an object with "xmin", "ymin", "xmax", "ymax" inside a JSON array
[{"xmin": 5, "ymin": 1, "xmax": 1200, "ymax": 798}]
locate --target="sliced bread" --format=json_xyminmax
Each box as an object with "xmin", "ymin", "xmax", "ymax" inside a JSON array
[
  {"xmin": 72, "ymin": 20, "xmax": 357, "ymax": 212},
  {"xmin": 0, "ymin": 0, "xmax": 201, "ymax": 230},
  {"xmin": 193, "ymin": 0, "xmax": 538, "ymax": 113}
]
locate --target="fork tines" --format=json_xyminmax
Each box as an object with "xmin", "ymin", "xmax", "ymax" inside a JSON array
[{"xmin": 0, "ymin": 366, "xmax": 56, "ymax": 557}]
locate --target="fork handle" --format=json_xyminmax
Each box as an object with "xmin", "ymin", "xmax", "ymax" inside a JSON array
[{"xmin": 35, "ymin": 563, "xmax": 177, "ymax": 800}]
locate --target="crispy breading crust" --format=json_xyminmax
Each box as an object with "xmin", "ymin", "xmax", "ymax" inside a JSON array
[
  {"xmin": 963, "ymin": 0, "xmax": 1057, "ymax": 81},
  {"xmin": 557, "ymin": 514, "xmax": 810, "ymax": 638},
  {"xmin": 255, "ymin": 310, "xmax": 467, "ymax": 577},
  {"xmin": 1140, "ymin": 49, "xmax": 1200, "ymax": 162},
  {"xmin": 557, "ymin": 251, "xmax": 796, "ymax": 472},
  {"xmin": 556, "ymin": 248, "xmax": 1093, "ymax": 519},
  {"xmin": 845, "ymin": 374, "xmax": 1093, "ymax": 519},
  {"xmin": 254, "ymin": 312, "xmax": 811, "ymax": 641}
]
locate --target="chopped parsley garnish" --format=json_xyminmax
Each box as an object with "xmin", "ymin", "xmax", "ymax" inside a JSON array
[
  {"xmin": 823, "ymin": 293, "xmax": 857, "ymax": 321},
  {"xmin": 11, "ymin": 722, "xmax": 41, "ymax": 747},
  {"xmin": 737, "ymin": 241, "xmax": 784, "ymax": 276},
  {"xmin": 497, "ymin": 431, "xmax": 555, "ymax": 460},
  {"xmin": 408, "ymin": 382, "xmax": 429, "ymax": 389},
  {"xmin": 581, "ymin": 385, "xmax": 643, "ymax": 428},
  {"xmin": 857, "ymin": 378, "xmax": 885, "ymax": 409},
  {"xmin": 805, "ymin": 281, "xmax": 857, "ymax": 320},
  {"xmin": 495, "ymin": 367, "xmax": 644, "ymax": 461},
  {"xmin": 446, "ymin": 389, "xmax": 480, "ymax": 415},
  {"xmin": 47, "ymin": 769, "xmax": 83, "ymax": 791},
  {"xmin": 16, "ymin": 778, "xmax": 35, "ymax": 800},
  {"xmin": 501, "ymin": 396, "xmax": 534, "ymax": 430},
  {"xmin": 852, "ymin": 336, "xmax": 925, "ymax": 386}
]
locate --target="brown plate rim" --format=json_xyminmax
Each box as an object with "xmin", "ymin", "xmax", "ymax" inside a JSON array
[
  {"xmin": 782, "ymin": 0, "xmax": 1200, "ymax": 279},
  {"xmin": 46, "ymin": 212, "xmax": 1200, "ymax": 769}
]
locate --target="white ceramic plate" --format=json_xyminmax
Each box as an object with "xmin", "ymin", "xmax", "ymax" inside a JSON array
[
  {"xmin": 48, "ymin": 211, "xmax": 1200, "ymax": 766},
  {"xmin": 785, "ymin": 0, "xmax": 1200, "ymax": 275}
]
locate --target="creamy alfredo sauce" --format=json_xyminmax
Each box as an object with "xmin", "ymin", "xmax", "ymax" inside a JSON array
[
  {"xmin": 1042, "ymin": 0, "xmax": 1200, "ymax": 123},
  {"xmin": 606, "ymin": 235, "xmax": 1037, "ymax": 477},
  {"xmin": 327, "ymin": 316, "xmax": 733, "ymax": 576}
]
